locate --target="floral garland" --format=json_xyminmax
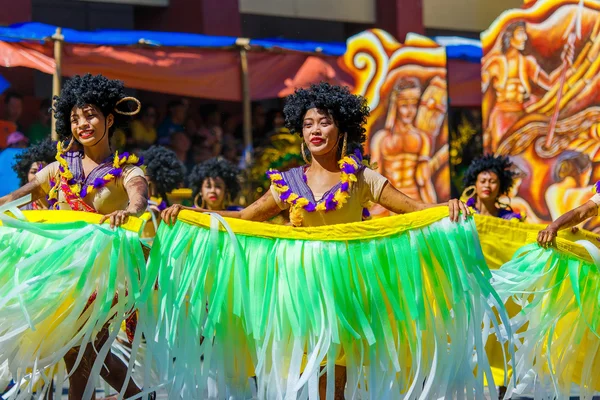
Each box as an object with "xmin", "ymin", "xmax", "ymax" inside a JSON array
[
  {"xmin": 466, "ymin": 197, "xmax": 525, "ymax": 222},
  {"xmin": 267, "ymin": 152, "xmax": 364, "ymax": 226},
  {"xmin": 594, "ymin": 181, "xmax": 600, "ymax": 194},
  {"xmin": 48, "ymin": 141, "xmax": 143, "ymax": 210}
]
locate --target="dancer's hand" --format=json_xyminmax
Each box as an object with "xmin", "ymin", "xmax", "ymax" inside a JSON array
[
  {"xmin": 160, "ymin": 204, "xmax": 194, "ymax": 226},
  {"xmin": 161, "ymin": 204, "xmax": 183, "ymax": 226},
  {"xmin": 448, "ymin": 198, "xmax": 470, "ymax": 222},
  {"xmin": 100, "ymin": 209, "xmax": 131, "ymax": 229},
  {"xmin": 537, "ymin": 225, "xmax": 558, "ymax": 247}
]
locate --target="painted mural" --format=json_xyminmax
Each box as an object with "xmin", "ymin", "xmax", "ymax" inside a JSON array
[
  {"xmin": 482, "ymin": 0, "xmax": 600, "ymax": 229},
  {"xmin": 342, "ymin": 29, "xmax": 450, "ymax": 216}
]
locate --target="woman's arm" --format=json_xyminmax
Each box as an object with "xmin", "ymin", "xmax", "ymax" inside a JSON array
[
  {"xmin": 161, "ymin": 191, "xmax": 281, "ymax": 226},
  {"xmin": 99, "ymin": 176, "xmax": 149, "ymax": 228},
  {"xmin": 377, "ymin": 183, "xmax": 469, "ymax": 222},
  {"xmin": 0, "ymin": 178, "xmax": 46, "ymax": 208},
  {"xmin": 537, "ymin": 200, "xmax": 597, "ymax": 246}
]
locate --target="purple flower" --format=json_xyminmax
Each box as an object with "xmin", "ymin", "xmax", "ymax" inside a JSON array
[
  {"xmin": 80, "ymin": 186, "xmax": 88, "ymax": 198},
  {"xmin": 274, "ymin": 179, "xmax": 286, "ymax": 186},
  {"xmin": 341, "ymin": 182, "xmax": 349, "ymax": 192},
  {"xmin": 48, "ymin": 198, "xmax": 57, "ymax": 207},
  {"xmin": 280, "ymin": 189, "xmax": 292, "ymax": 201},
  {"xmin": 158, "ymin": 200, "xmax": 168, "ymax": 211},
  {"xmin": 58, "ymin": 166, "xmax": 65, "ymax": 173},
  {"xmin": 362, "ymin": 207, "xmax": 370, "ymax": 218},
  {"xmin": 49, "ymin": 179, "xmax": 55, "ymax": 187},
  {"xmin": 136, "ymin": 156, "xmax": 144, "ymax": 166},
  {"xmin": 67, "ymin": 178, "xmax": 76, "ymax": 185},
  {"xmin": 120, "ymin": 152, "xmax": 130, "ymax": 161},
  {"xmin": 324, "ymin": 193, "xmax": 337, "ymax": 211},
  {"xmin": 111, "ymin": 168, "xmax": 123, "ymax": 178},
  {"xmin": 304, "ymin": 203, "xmax": 316, "ymax": 212},
  {"xmin": 466, "ymin": 197, "xmax": 476, "ymax": 207},
  {"xmin": 92, "ymin": 178, "xmax": 105, "ymax": 189},
  {"xmin": 353, "ymin": 149, "xmax": 363, "ymax": 160},
  {"xmin": 302, "ymin": 173, "xmax": 308, "ymax": 183},
  {"xmin": 341, "ymin": 163, "xmax": 356, "ymax": 174},
  {"xmin": 595, "ymin": 181, "xmax": 600, "ymax": 194}
]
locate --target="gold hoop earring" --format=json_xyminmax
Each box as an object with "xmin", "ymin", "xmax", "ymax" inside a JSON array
[
  {"xmin": 114, "ymin": 96, "xmax": 142, "ymax": 116},
  {"xmin": 461, "ymin": 185, "xmax": 476, "ymax": 203},
  {"xmin": 341, "ymin": 132, "xmax": 348, "ymax": 157},
  {"xmin": 194, "ymin": 193, "xmax": 204, "ymax": 209},
  {"xmin": 301, "ymin": 142, "xmax": 310, "ymax": 164},
  {"xmin": 62, "ymin": 137, "xmax": 75, "ymax": 153}
]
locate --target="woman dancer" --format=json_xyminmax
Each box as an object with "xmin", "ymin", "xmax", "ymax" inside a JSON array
[
  {"xmin": 161, "ymin": 83, "xmax": 469, "ymax": 398},
  {"xmin": 11, "ymin": 138, "xmax": 56, "ymax": 210},
  {"xmin": 139, "ymin": 145, "xmax": 184, "ymax": 238},
  {"xmin": 0, "ymin": 74, "xmax": 148, "ymax": 399},
  {"xmin": 189, "ymin": 157, "xmax": 241, "ymax": 212},
  {"xmin": 163, "ymin": 83, "xmax": 468, "ymax": 226},
  {"xmin": 461, "ymin": 154, "xmax": 523, "ymax": 221}
]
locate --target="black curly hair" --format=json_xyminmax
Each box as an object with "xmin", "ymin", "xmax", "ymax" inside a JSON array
[
  {"xmin": 283, "ymin": 82, "xmax": 369, "ymax": 158},
  {"xmin": 141, "ymin": 146, "xmax": 185, "ymax": 201},
  {"xmin": 189, "ymin": 157, "xmax": 241, "ymax": 202},
  {"xmin": 463, "ymin": 154, "xmax": 517, "ymax": 196},
  {"xmin": 52, "ymin": 74, "xmax": 131, "ymax": 141},
  {"xmin": 12, "ymin": 139, "xmax": 57, "ymax": 186}
]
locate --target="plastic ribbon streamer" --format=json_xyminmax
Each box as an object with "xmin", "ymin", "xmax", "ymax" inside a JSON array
[
  {"xmin": 492, "ymin": 234, "xmax": 600, "ymax": 400},
  {"xmin": 143, "ymin": 207, "xmax": 513, "ymax": 399},
  {"xmin": 0, "ymin": 210, "xmax": 149, "ymax": 400}
]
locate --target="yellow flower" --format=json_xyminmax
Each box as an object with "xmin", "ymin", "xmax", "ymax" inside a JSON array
[
  {"xmin": 103, "ymin": 173, "xmax": 115, "ymax": 181},
  {"xmin": 113, "ymin": 151, "xmax": 121, "ymax": 168},
  {"xmin": 273, "ymin": 184, "xmax": 289, "ymax": 193},
  {"xmin": 289, "ymin": 207, "xmax": 303, "ymax": 227},
  {"xmin": 127, "ymin": 154, "xmax": 139, "ymax": 165},
  {"xmin": 316, "ymin": 202, "xmax": 327, "ymax": 211},
  {"xmin": 333, "ymin": 190, "xmax": 347, "ymax": 204},
  {"xmin": 296, "ymin": 198, "xmax": 309, "ymax": 207},
  {"xmin": 287, "ymin": 193, "xmax": 299, "ymax": 203}
]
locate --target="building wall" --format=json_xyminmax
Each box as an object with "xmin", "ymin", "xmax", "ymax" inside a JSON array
[
  {"xmin": 239, "ymin": 0, "xmax": 376, "ymax": 24},
  {"xmin": 32, "ymin": 0, "xmax": 135, "ymax": 30},
  {"xmin": 423, "ymin": 0, "xmax": 523, "ymax": 32}
]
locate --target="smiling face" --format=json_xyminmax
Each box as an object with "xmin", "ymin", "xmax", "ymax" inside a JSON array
[
  {"xmin": 475, "ymin": 171, "xmax": 500, "ymax": 202},
  {"xmin": 201, "ymin": 177, "xmax": 226, "ymax": 210},
  {"xmin": 70, "ymin": 104, "xmax": 113, "ymax": 147},
  {"xmin": 302, "ymin": 108, "xmax": 340, "ymax": 158}
]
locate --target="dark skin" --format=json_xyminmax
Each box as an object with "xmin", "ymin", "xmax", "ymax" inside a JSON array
[
  {"xmin": 0, "ymin": 104, "xmax": 149, "ymax": 399},
  {"xmin": 162, "ymin": 108, "xmax": 469, "ymax": 225},
  {"xmin": 0, "ymin": 105, "xmax": 148, "ymax": 226},
  {"xmin": 537, "ymin": 200, "xmax": 598, "ymax": 247},
  {"xmin": 161, "ymin": 107, "xmax": 469, "ymax": 399}
]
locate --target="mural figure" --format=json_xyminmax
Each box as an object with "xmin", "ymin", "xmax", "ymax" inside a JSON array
[
  {"xmin": 481, "ymin": 0, "xmax": 600, "ymax": 229},
  {"xmin": 371, "ymin": 77, "xmax": 436, "ymax": 203},
  {"xmin": 482, "ymin": 21, "xmax": 574, "ymax": 153},
  {"xmin": 343, "ymin": 30, "xmax": 450, "ymax": 215}
]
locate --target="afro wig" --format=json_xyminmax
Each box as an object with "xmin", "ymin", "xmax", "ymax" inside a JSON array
[
  {"xmin": 462, "ymin": 154, "xmax": 517, "ymax": 196},
  {"xmin": 141, "ymin": 146, "xmax": 185, "ymax": 200},
  {"xmin": 12, "ymin": 139, "xmax": 57, "ymax": 186},
  {"xmin": 283, "ymin": 82, "xmax": 369, "ymax": 156},
  {"xmin": 52, "ymin": 74, "xmax": 131, "ymax": 140},
  {"xmin": 189, "ymin": 157, "xmax": 241, "ymax": 201}
]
